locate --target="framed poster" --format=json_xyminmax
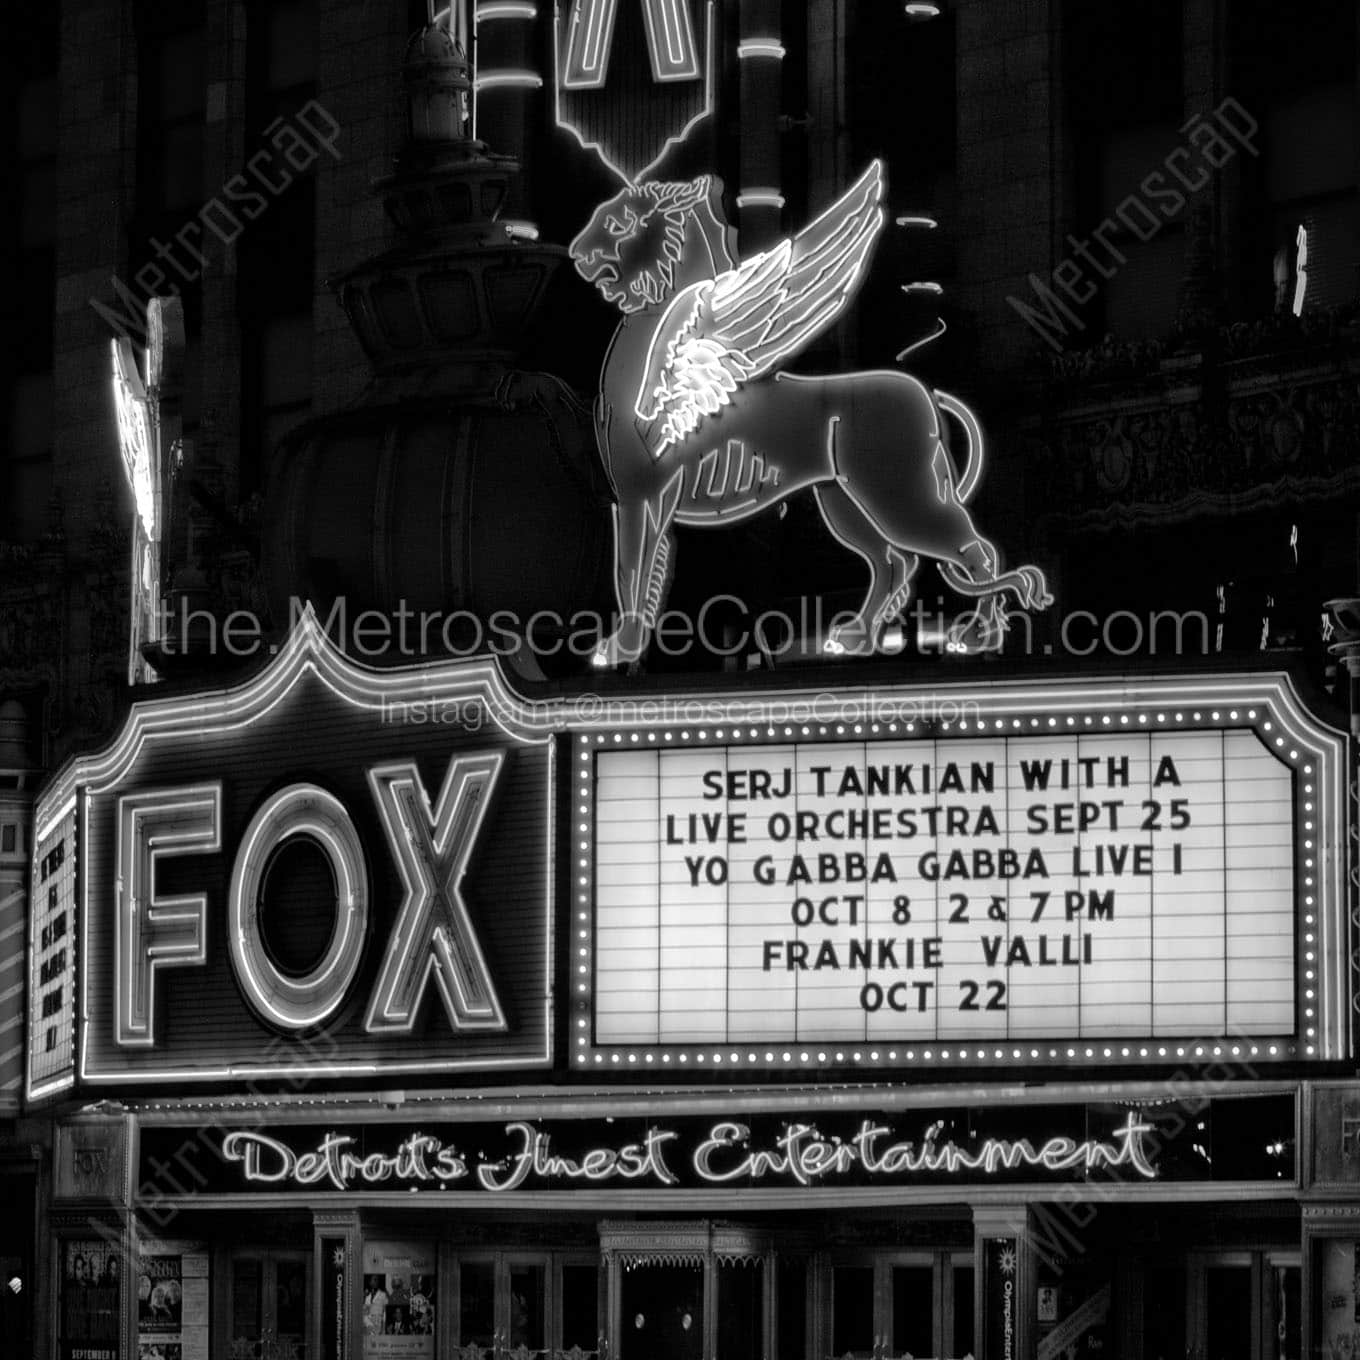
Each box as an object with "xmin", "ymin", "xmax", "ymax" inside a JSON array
[
  {"xmin": 60, "ymin": 1239, "xmax": 120, "ymax": 1360},
  {"xmin": 362, "ymin": 1243, "xmax": 436, "ymax": 1358},
  {"xmin": 137, "ymin": 1244, "xmax": 209, "ymax": 1360}
]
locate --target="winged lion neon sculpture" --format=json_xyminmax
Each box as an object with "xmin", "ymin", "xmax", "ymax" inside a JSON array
[{"xmin": 570, "ymin": 161, "xmax": 1052, "ymax": 665}]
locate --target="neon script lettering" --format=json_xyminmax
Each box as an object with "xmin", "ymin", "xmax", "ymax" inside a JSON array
[
  {"xmin": 219, "ymin": 1116, "xmax": 1157, "ymax": 1192},
  {"xmin": 476, "ymin": 1121, "xmax": 681, "ymax": 1191},
  {"xmin": 693, "ymin": 1113, "xmax": 1158, "ymax": 1185},
  {"xmin": 222, "ymin": 1130, "xmax": 469, "ymax": 1189}
]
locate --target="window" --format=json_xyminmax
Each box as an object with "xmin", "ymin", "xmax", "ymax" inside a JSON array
[
  {"xmin": 1231, "ymin": 0, "xmax": 1356, "ymax": 318},
  {"xmin": 1263, "ymin": 83, "xmax": 1356, "ymax": 314}
]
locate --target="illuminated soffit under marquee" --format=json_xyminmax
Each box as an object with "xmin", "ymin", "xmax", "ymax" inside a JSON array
[
  {"xmin": 26, "ymin": 606, "xmax": 556, "ymax": 1100},
  {"xmin": 573, "ymin": 676, "xmax": 1349, "ymax": 1072}
]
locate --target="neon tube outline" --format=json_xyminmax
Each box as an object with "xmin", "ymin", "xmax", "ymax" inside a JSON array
[
  {"xmin": 114, "ymin": 785, "xmax": 221, "ymax": 1048},
  {"xmin": 227, "ymin": 784, "xmax": 370, "ymax": 1031},
  {"xmin": 553, "ymin": 0, "xmax": 715, "ymax": 186},
  {"xmin": 364, "ymin": 755, "xmax": 509, "ymax": 1036}
]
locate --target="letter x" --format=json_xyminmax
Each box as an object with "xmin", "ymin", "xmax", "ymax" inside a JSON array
[
  {"xmin": 563, "ymin": 0, "xmax": 701, "ymax": 89},
  {"xmin": 365, "ymin": 754, "xmax": 507, "ymax": 1035}
]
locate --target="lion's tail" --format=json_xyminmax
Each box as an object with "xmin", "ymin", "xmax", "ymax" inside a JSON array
[{"xmin": 934, "ymin": 389, "xmax": 984, "ymax": 503}]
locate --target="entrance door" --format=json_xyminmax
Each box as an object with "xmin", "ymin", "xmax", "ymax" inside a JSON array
[
  {"xmin": 716, "ymin": 1258, "xmax": 763, "ymax": 1360},
  {"xmin": 454, "ymin": 1253, "xmax": 553, "ymax": 1358},
  {"xmin": 228, "ymin": 1250, "xmax": 310, "ymax": 1360},
  {"xmin": 888, "ymin": 1258, "xmax": 935, "ymax": 1358},
  {"xmin": 1171, "ymin": 1252, "xmax": 1299, "ymax": 1360},
  {"xmin": 618, "ymin": 1261, "xmax": 703, "ymax": 1360},
  {"xmin": 1199, "ymin": 1257, "xmax": 1253, "ymax": 1360},
  {"xmin": 829, "ymin": 1254, "xmax": 944, "ymax": 1360}
]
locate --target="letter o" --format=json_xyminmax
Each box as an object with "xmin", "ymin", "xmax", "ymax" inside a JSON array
[
  {"xmin": 229, "ymin": 783, "xmax": 369, "ymax": 1030},
  {"xmin": 860, "ymin": 982, "xmax": 884, "ymax": 1013},
  {"xmin": 1102, "ymin": 609, "xmax": 1144, "ymax": 657}
]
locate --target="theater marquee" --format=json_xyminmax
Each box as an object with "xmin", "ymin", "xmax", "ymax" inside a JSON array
[{"xmin": 578, "ymin": 676, "xmax": 1348, "ymax": 1071}]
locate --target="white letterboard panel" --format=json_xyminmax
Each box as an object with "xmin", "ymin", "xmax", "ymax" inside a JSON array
[{"xmin": 575, "ymin": 677, "xmax": 1347, "ymax": 1072}]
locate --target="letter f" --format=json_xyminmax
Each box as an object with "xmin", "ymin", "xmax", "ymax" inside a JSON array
[
  {"xmin": 115, "ymin": 786, "xmax": 220, "ymax": 1046},
  {"xmin": 365, "ymin": 754, "xmax": 507, "ymax": 1034}
]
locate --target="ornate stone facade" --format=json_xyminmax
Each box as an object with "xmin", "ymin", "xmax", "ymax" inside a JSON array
[{"xmin": 1026, "ymin": 310, "xmax": 1360, "ymax": 530}]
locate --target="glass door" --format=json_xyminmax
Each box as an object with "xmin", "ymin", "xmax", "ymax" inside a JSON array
[
  {"xmin": 1186, "ymin": 1251, "xmax": 1286, "ymax": 1360},
  {"xmin": 1202, "ymin": 1260, "xmax": 1253, "ymax": 1360},
  {"xmin": 506, "ymin": 1256, "xmax": 549, "ymax": 1357},
  {"xmin": 949, "ymin": 1254, "xmax": 974, "ymax": 1360},
  {"xmin": 887, "ymin": 1259, "xmax": 934, "ymax": 1358},
  {"xmin": 830, "ymin": 1263, "xmax": 875, "ymax": 1360},
  {"xmin": 557, "ymin": 1256, "xmax": 602, "ymax": 1359},
  {"xmin": 228, "ymin": 1250, "xmax": 310, "ymax": 1360},
  {"xmin": 457, "ymin": 1257, "xmax": 498, "ymax": 1355},
  {"xmin": 827, "ymin": 1254, "xmax": 942, "ymax": 1360},
  {"xmin": 453, "ymin": 1253, "xmax": 553, "ymax": 1360}
]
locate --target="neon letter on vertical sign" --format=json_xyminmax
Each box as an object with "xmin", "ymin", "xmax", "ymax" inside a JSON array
[
  {"xmin": 563, "ymin": 0, "xmax": 701, "ymax": 88},
  {"xmin": 115, "ymin": 786, "xmax": 220, "ymax": 1046},
  {"xmin": 364, "ymin": 754, "xmax": 508, "ymax": 1035},
  {"xmin": 228, "ymin": 784, "xmax": 370, "ymax": 1031},
  {"xmin": 1293, "ymin": 224, "xmax": 1308, "ymax": 317}
]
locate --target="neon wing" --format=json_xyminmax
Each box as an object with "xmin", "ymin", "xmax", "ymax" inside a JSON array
[{"xmin": 635, "ymin": 160, "xmax": 885, "ymax": 455}]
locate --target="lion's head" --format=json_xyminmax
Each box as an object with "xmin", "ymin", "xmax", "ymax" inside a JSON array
[{"xmin": 570, "ymin": 177, "xmax": 723, "ymax": 313}]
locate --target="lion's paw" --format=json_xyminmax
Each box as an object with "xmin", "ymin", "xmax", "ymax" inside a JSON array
[{"xmin": 947, "ymin": 607, "xmax": 1007, "ymax": 655}]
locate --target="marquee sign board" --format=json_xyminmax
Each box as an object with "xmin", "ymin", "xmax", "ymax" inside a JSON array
[
  {"xmin": 25, "ymin": 609, "xmax": 555, "ymax": 1095},
  {"xmin": 576, "ymin": 675, "xmax": 1349, "ymax": 1071}
]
